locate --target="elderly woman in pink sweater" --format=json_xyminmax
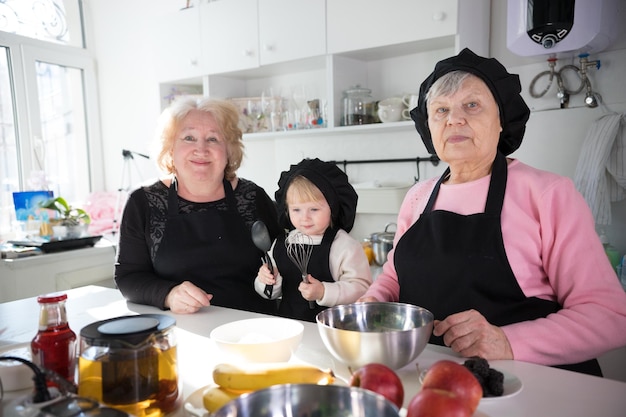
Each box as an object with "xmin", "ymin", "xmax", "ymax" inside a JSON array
[{"xmin": 359, "ymin": 48, "xmax": 626, "ymax": 376}]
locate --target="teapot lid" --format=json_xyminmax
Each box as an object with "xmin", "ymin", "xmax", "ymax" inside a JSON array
[
  {"xmin": 98, "ymin": 317, "xmax": 160, "ymax": 335},
  {"xmin": 80, "ymin": 314, "xmax": 175, "ymax": 347}
]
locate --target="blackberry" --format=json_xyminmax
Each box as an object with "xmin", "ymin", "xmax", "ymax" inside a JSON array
[
  {"xmin": 484, "ymin": 368, "xmax": 505, "ymax": 397},
  {"xmin": 463, "ymin": 357, "xmax": 490, "ymax": 379},
  {"xmin": 463, "ymin": 357, "xmax": 504, "ymax": 397}
]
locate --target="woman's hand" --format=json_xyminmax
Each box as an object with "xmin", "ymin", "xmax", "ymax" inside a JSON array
[
  {"xmin": 357, "ymin": 296, "xmax": 378, "ymax": 303},
  {"xmin": 433, "ymin": 309, "xmax": 513, "ymax": 360},
  {"xmin": 165, "ymin": 281, "xmax": 213, "ymax": 314},
  {"xmin": 298, "ymin": 275, "xmax": 324, "ymax": 301},
  {"xmin": 256, "ymin": 263, "xmax": 276, "ymax": 285}
]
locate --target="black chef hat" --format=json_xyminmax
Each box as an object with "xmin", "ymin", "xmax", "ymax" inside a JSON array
[
  {"xmin": 275, "ymin": 158, "xmax": 358, "ymax": 233},
  {"xmin": 410, "ymin": 48, "xmax": 530, "ymax": 156}
]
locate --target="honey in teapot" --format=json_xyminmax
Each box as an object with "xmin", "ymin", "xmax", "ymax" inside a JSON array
[{"xmin": 78, "ymin": 314, "xmax": 180, "ymax": 417}]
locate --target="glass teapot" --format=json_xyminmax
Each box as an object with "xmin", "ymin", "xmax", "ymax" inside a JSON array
[{"xmin": 78, "ymin": 314, "xmax": 180, "ymax": 416}]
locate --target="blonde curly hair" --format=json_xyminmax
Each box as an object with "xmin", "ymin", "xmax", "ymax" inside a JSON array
[{"xmin": 154, "ymin": 97, "xmax": 244, "ymax": 181}]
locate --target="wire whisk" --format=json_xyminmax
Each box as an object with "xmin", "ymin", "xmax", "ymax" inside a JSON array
[{"xmin": 285, "ymin": 231, "xmax": 315, "ymax": 309}]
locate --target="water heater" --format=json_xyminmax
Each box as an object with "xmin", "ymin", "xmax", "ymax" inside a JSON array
[{"xmin": 507, "ymin": 0, "xmax": 621, "ymax": 56}]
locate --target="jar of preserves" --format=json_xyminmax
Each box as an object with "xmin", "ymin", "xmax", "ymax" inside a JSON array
[
  {"xmin": 31, "ymin": 292, "xmax": 77, "ymax": 387},
  {"xmin": 342, "ymin": 85, "xmax": 377, "ymax": 126}
]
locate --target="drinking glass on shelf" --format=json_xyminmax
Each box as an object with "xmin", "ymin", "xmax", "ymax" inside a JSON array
[
  {"xmin": 270, "ymin": 97, "xmax": 285, "ymax": 132},
  {"xmin": 246, "ymin": 99, "xmax": 262, "ymax": 133},
  {"xmin": 306, "ymin": 99, "xmax": 326, "ymax": 128},
  {"xmin": 282, "ymin": 96, "xmax": 299, "ymax": 131},
  {"xmin": 261, "ymin": 87, "xmax": 282, "ymax": 132},
  {"xmin": 291, "ymin": 84, "xmax": 309, "ymax": 130}
]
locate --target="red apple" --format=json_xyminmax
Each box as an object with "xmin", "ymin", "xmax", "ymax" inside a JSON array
[
  {"xmin": 349, "ymin": 363, "xmax": 404, "ymax": 409},
  {"xmin": 406, "ymin": 388, "xmax": 471, "ymax": 417},
  {"xmin": 421, "ymin": 360, "xmax": 483, "ymax": 414}
]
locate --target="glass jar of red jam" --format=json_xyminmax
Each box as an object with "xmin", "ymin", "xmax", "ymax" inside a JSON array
[{"xmin": 31, "ymin": 292, "xmax": 77, "ymax": 386}]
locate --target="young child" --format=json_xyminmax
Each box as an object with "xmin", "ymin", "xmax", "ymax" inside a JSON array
[{"xmin": 254, "ymin": 158, "xmax": 372, "ymax": 322}]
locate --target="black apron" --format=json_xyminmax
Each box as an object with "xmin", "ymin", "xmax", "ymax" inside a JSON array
[
  {"xmin": 153, "ymin": 178, "xmax": 276, "ymax": 315},
  {"xmin": 274, "ymin": 227, "xmax": 338, "ymax": 322},
  {"xmin": 395, "ymin": 152, "xmax": 601, "ymax": 376}
]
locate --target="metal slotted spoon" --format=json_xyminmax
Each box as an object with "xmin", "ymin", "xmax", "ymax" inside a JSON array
[{"xmin": 285, "ymin": 231, "xmax": 315, "ymax": 309}]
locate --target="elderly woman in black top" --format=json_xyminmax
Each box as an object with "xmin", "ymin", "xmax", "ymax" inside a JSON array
[{"xmin": 115, "ymin": 98, "xmax": 281, "ymax": 315}]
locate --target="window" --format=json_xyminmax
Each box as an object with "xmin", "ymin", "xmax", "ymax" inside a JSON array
[
  {"xmin": 0, "ymin": 0, "xmax": 84, "ymax": 47},
  {"xmin": 0, "ymin": 47, "xmax": 19, "ymax": 232},
  {"xmin": 0, "ymin": 0, "xmax": 102, "ymax": 237}
]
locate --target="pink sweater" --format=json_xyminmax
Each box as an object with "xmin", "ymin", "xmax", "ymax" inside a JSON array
[{"xmin": 364, "ymin": 159, "xmax": 626, "ymax": 366}]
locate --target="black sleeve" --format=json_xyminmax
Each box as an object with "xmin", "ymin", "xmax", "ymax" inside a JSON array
[
  {"xmin": 255, "ymin": 185, "xmax": 284, "ymax": 241},
  {"xmin": 114, "ymin": 189, "xmax": 176, "ymax": 309}
]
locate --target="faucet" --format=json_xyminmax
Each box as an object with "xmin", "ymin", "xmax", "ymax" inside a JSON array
[{"xmin": 578, "ymin": 53, "xmax": 601, "ymax": 108}]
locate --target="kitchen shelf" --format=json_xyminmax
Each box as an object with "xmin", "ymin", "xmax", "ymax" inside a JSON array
[{"xmin": 244, "ymin": 120, "xmax": 416, "ymax": 140}]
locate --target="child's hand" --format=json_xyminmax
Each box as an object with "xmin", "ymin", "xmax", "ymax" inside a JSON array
[
  {"xmin": 257, "ymin": 263, "xmax": 276, "ymax": 285},
  {"xmin": 298, "ymin": 274, "xmax": 324, "ymax": 301}
]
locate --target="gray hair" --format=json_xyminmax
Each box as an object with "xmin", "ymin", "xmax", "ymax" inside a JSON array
[{"xmin": 425, "ymin": 70, "xmax": 472, "ymax": 103}]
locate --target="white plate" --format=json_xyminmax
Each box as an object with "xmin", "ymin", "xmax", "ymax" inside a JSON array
[
  {"xmin": 419, "ymin": 367, "xmax": 523, "ymax": 401},
  {"xmin": 481, "ymin": 369, "xmax": 523, "ymax": 401},
  {"xmin": 183, "ymin": 385, "xmax": 210, "ymax": 417}
]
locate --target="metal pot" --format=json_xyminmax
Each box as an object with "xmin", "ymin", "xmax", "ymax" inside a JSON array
[{"xmin": 370, "ymin": 223, "xmax": 396, "ymax": 266}]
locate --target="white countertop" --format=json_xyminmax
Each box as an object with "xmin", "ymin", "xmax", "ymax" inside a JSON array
[
  {"xmin": 0, "ymin": 238, "xmax": 115, "ymax": 269},
  {"xmin": 1, "ymin": 286, "xmax": 626, "ymax": 417}
]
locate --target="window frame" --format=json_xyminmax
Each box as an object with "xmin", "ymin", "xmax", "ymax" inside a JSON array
[{"xmin": 0, "ymin": 29, "xmax": 104, "ymax": 196}]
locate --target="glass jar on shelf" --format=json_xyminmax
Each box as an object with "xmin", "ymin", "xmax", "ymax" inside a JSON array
[{"xmin": 342, "ymin": 85, "xmax": 377, "ymax": 126}]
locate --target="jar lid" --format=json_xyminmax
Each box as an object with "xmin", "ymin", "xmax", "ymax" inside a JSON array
[
  {"xmin": 344, "ymin": 85, "xmax": 372, "ymax": 95},
  {"xmin": 37, "ymin": 292, "xmax": 67, "ymax": 303},
  {"xmin": 80, "ymin": 314, "xmax": 176, "ymax": 347}
]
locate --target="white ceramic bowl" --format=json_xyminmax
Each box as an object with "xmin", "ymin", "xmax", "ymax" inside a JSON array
[{"xmin": 210, "ymin": 317, "xmax": 304, "ymax": 363}]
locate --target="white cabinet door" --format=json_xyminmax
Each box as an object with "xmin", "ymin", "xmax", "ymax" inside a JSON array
[
  {"xmin": 327, "ymin": 0, "xmax": 458, "ymax": 54},
  {"xmin": 201, "ymin": 0, "xmax": 260, "ymax": 74},
  {"xmin": 153, "ymin": 7, "xmax": 203, "ymax": 82},
  {"xmin": 258, "ymin": 0, "xmax": 326, "ymax": 65}
]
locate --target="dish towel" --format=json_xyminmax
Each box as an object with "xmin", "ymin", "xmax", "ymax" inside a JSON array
[{"xmin": 573, "ymin": 113, "xmax": 626, "ymax": 225}]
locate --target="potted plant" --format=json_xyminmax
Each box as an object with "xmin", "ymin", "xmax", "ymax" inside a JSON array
[{"xmin": 40, "ymin": 197, "xmax": 91, "ymax": 239}]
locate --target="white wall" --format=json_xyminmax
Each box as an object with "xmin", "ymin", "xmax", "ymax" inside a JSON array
[
  {"xmin": 84, "ymin": 0, "xmax": 169, "ymax": 189},
  {"xmin": 86, "ymin": 0, "xmax": 626, "ymax": 254}
]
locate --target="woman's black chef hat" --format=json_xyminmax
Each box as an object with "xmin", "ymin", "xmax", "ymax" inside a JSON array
[
  {"xmin": 275, "ymin": 158, "xmax": 358, "ymax": 233},
  {"xmin": 410, "ymin": 48, "xmax": 531, "ymax": 156}
]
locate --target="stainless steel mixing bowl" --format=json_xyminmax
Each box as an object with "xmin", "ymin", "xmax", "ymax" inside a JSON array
[
  {"xmin": 316, "ymin": 302, "xmax": 434, "ymax": 370},
  {"xmin": 213, "ymin": 383, "xmax": 400, "ymax": 417}
]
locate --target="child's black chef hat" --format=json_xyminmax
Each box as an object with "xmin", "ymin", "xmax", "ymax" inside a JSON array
[
  {"xmin": 410, "ymin": 48, "xmax": 531, "ymax": 156},
  {"xmin": 275, "ymin": 158, "xmax": 358, "ymax": 233}
]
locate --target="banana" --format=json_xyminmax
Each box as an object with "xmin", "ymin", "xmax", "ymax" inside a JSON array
[
  {"xmin": 202, "ymin": 386, "xmax": 250, "ymax": 414},
  {"xmin": 212, "ymin": 362, "xmax": 335, "ymax": 391}
]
